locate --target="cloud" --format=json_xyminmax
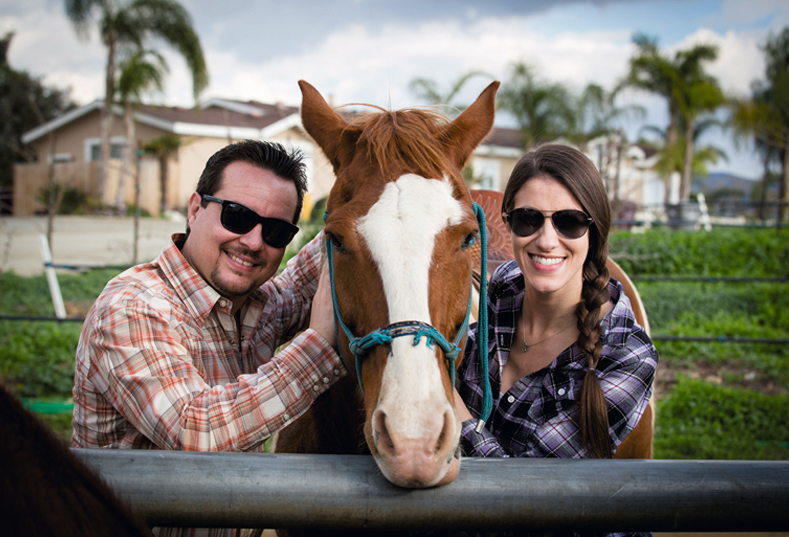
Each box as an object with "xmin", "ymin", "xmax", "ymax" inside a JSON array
[
  {"xmin": 707, "ymin": 0, "xmax": 789, "ymax": 28},
  {"xmin": 2, "ymin": 2, "xmax": 105, "ymax": 104},
  {"xmin": 185, "ymin": 13, "xmax": 637, "ymax": 114},
  {"xmin": 3, "ymin": 0, "xmax": 784, "ymax": 178},
  {"xmin": 673, "ymin": 28, "xmax": 765, "ymax": 97}
]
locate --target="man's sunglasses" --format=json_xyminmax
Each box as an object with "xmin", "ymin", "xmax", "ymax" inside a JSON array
[
  {"xmin": 201, "ymin": 194, "xmax": 299, "ymax": 249},
  {"xmin": 505, "ymin": 207, "xmax": 594, "ymax": 239}
]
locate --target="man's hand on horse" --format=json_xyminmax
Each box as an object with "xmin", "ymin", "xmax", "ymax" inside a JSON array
[{"xmin": 310, "ymin": 263, "xmax": 337, "ymax": 348}]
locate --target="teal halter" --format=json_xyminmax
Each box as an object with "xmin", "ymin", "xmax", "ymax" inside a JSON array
[{"xmin": 324, "ymin": 201, "xmax": 493, "ymax": 431}]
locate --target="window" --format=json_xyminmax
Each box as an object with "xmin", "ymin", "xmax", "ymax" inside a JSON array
[
  {"xmin": 85, "ymin": 137, "xmax": 126, "ymax": 161},
  {"xmin": 471, "ymin": 157, "xmax": 501, "ymax": 191}
]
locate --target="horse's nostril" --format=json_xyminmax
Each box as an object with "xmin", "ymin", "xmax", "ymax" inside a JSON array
[
  {"xmin": 373, "ymin": 410, "xmax": 395, "ymax": 455},
  {"xmin": 435, "ymin": 410, "xmax": 453, "ymax": 454}
]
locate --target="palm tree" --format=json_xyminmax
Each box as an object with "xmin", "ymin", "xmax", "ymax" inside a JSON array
[
  {"xmin": 409, "ymin": 70, "xmax": 492, "ymax": 116},
  {"xmin": 729, "ymin": 89, "xmax": 783, "ymax": 220},
  {"xmin": 672, "ymin": 57, "xmax": 726, "ymax": 201},
  {"xmin": 143, "ymin": 133, "xmax": 182, "ymax": 215},
  {"xmin": 761, "ymin": 28, "xmax": 789, "ymax": 224},
  {"xmin": 498, "ymin": 62, "xmax": 575, "ymax": 149},
  {"xmin": 640, "ymin": 117, "xmax": 728, "ymax": 200},
  {"xmin": 574, "ymin": 83, "xmax": 646, "ymax": 200},
  {"xmin": 65, "ymin": 0, "xmax": 208, "ymax": 202},
  {"xmin": 115, "ymin": 49, "xmax": 167, "ymax": 210},
  {"xmin": 622, "ymin": 33, "xmax": 721, "ymax": 202}
]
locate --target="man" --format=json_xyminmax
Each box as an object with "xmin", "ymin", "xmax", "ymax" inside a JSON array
[{"xmin": 73, "ymin": 139, "xmax": 344, "ymax": 456}]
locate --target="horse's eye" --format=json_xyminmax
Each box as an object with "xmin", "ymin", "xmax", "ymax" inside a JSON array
[
  {"xmin": 328, "ymin": 232, "xmax": 347, "ymax": 254},
  {"xmin": 461, "ymin": 231, "xmax": 477, "ymax": 251}
]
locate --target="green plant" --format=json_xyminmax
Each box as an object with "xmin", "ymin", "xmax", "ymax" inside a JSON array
[
  {"xmin": 0, "ymin": 267, "xmax": 123, "ymax": 397},
  {"xmin": 36, "ymin": 183, "xmax": 91, "ymax": 215},
  {"xmin": 655, "ymin": 375, "xmax": 789, "ymax": 459},
  {"xmin": 0, "ymin": 321, "xmax": 81, "ymax": 396},
  {"xmin": 610, "ymin": 227, "xmax": 789, "ymax": 277}
]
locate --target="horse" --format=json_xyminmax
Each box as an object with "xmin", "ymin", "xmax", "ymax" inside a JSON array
[
  {"xmin": 0, "ymin": 383, "xmax": 153, "ymax": 536},
  {"xmin": 469, "ymin": 189, "xmax": 655, "ymax": 459},
  {"xmin": 275, "ymin": 80, "xmax": 499, "ymax": 497}
]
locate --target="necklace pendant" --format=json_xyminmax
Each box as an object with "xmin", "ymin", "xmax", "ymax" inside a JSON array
[{"xmin": 521, "ymin": 341, "xmax": 530, "ymax": 353}]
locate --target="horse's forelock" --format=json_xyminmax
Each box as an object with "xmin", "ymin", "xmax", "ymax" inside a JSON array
[{"xmin": 349, "ymin": 108, "xmax": 455, "ymax": 180}]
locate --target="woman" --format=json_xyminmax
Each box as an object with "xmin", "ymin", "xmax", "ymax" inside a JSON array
[{"xmin": 456, "ymin": 144, "xmax": 658, "ymax": 462}]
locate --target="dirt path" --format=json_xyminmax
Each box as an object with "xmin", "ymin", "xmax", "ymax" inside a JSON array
[{"xmin": 0, "ymin": 215, "xmax": 185, "ymax": 276}]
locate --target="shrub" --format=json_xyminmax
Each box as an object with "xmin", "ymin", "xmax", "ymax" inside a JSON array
[
  {"xmin": 610, "ymin": 227, "xmax": 789, "ymax": 277},
  {"xmin": 0, "ymin": 321, "xmax": 81, "ymax": 397}
]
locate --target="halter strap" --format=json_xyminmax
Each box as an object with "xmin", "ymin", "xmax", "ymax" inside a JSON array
[{"xmin": 324, "ymin": 202, "xmax": 493, "ymax": 430}]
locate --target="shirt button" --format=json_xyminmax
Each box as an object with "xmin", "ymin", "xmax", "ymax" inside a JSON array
[
  {"xmin": 313, "ymin": 385, "xmax": 320, "ymax": 392},
  {"xmin": 334, "ymin": 369, "xmax": 341, "ymax": 376},
  {"xmin": 323, "ymin": 377, "xmax": 330, "ymax": 384},
  {"xmin": 218, "ymin": 298, "xmax": 227, "ymax": 308},
  {"xmin": 283, "ymin": 413, "xmax": 290, "ymax": 421},
  {"xmin": 507, "ymin": 395, "xmax": 515, "ymax": 403},
  {"xmin": 558, "ymin": 388, "xmax": 566, "ymax": 396}
]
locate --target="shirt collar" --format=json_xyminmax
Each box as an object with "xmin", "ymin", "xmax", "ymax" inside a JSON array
[
  {"xmin": 487, "ymin": 260, "xmax": 636, "ymax": 352},
  {"xmin": 157, "ymin": 233, "xmax": 224, "ymax": 327}
]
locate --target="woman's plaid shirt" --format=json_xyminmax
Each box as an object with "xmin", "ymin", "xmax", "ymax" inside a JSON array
[
  {"xmin": 459, "ymin": 260, "xmax": 658, "ymax": 459},
  {"xmin": 72, "ymin": 232, "xmax": 344, "ymax": 453}
]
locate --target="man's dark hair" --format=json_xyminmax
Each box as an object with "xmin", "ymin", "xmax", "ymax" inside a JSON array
[{"xmin": 195, "ymin": 140, "xmax": 308, "ymax": 224}]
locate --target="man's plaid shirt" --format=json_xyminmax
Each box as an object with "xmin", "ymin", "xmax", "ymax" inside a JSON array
[{"xmin": 72, "ymin": 232, "xmax": 344, "ymax": 453}]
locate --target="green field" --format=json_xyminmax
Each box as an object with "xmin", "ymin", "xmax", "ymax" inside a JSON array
[{"xmin": 1, "ymin": 225, "xmax": 788, "ymax": 458}]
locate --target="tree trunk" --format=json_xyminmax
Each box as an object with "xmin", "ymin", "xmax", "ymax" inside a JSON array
[
  {"xmin": 98, "ymin": 37, "xmax": 116, "ymax": 204},
  {"xmin": 115, "ymin": 98, "xmax": 135, "ymax": 211},
  {"xmin": 133, "ymin": 143, "xmax": 141, "ymax": 265},
  {"xmin": 159, "ymin": 154, "xmax": 169, "ymax": 216},
  {"xmin": 780, "ymin": 138, "xmax": 789, "ymax": 227},
  {"xmin": 759, "ymin": 143, "xmax": 771, "ymax": 222},
  {"xmin": 613, "ymin": 132, "xmax": 623, "ymax": 203},
  {"xmin": 681, "ymin": 119, "xmax": 695, "ymax": 202},
  {"xmin": 46, "ymin": 133, "xmax": 57, "ymax": 252}
]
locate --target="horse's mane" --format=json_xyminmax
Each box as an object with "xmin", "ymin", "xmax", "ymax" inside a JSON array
[{"xmin": 348, "ymin": 106, "xmax": 455, "ymax": 179}]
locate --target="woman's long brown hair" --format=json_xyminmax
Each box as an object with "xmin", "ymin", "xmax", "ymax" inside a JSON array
[{"xmin": 502, "ymin": 144, "xmax": 613, "ymax": 458}]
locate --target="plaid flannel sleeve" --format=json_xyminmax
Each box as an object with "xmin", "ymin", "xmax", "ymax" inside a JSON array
[
  {"xmin": 460, "ymin": 332, "xmax": 657, "ymax": 459},
  {"xmin": 86, "ymin": 294, "xmax": 343, "ymax": 453}
]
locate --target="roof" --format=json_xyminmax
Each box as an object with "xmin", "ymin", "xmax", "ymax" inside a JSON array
[
  {"xmin": 22, "ymin": 98, "xmax": 302, "ymax": 144},
  {"xmin": 22, "ymin": 97, "xmax": 522, "ymax": 158}
]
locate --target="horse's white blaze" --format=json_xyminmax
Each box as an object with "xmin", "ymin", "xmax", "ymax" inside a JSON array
[{"xmin": 358, "ymin": 174, "xmax": 463, "ymax": 479}]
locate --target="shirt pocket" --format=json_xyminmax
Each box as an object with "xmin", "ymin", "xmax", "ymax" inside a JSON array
[{"xmin": 529, "ymin": 371, "xmax": 579, "ymax": 424}]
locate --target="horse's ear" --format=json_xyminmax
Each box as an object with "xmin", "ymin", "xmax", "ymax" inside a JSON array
[
  {"xmin": 440, "ymin": 81, "xmax": 500, "ymax": 169},
  {"xmin": 299, "ymin": 80, "xmax": 357, "ymax": 173}
]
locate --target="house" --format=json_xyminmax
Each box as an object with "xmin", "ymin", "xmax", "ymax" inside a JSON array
[
  {"xmin": 16, "ymin": 98, "xmax": 529, "ymax": 219},
  {"xmin": 17, "ymin": 98, "xmax": 317, "ymax": 217},
  {"xmin": 17, "ymin": 97, "xmax": 661, "ymax": 221}
]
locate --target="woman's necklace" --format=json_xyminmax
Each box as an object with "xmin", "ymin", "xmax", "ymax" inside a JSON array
[{"xmin": 521, "ymin": 320, "xmax": 576, "ymax": 353}]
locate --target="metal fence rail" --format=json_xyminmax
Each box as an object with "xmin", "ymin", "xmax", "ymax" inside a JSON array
[{"xmin": 74, "ymin": 450, "xmax": 789, "ymax": 532}]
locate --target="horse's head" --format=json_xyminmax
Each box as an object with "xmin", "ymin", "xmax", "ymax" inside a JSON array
[{"xmin": 299, "ymin": 80, "xmax": 498, "ymax": 488}]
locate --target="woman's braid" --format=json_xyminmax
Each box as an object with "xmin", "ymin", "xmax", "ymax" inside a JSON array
[{"xmin": 575, "ymin": 252, "xmax": 611, "ymax": 458}]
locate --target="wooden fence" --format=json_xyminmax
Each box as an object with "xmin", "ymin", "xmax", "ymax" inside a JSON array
[{"xmin": 12, "ymin": 158, "xmax": 161, "ymax": 216}]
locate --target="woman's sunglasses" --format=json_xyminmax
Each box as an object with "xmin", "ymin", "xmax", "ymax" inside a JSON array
[
  {"xmin": 504, "ymin": 207, "xmax": 594, "ymax": 239},
  {"xmin": 201, "ymin": 194, "xmax": 299, "ymax": 249}
]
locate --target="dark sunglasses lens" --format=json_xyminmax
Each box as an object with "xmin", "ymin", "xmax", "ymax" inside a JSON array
[
  {"xmin": 262, "ymin": 219, "xmax": 298, "ymax": 249},
  {"xmin": 552, "ymin": 210, "xmax": 591, "ymax": 239},
  {"xmin": 220, "ymin": 203, "xmax": 258, "ymax": 234},
  {"xmin": 510, "ymin": 208, "xmax": 544, "ymax": 237}
]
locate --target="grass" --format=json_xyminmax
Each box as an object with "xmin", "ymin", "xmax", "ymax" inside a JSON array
[
  {"xmin": 1, "ymin": 226, "xmax": 788, "ymax": 459},
  {"xmin": 655, "ymin": 375, "xmax": 789, "ymax": 460}
]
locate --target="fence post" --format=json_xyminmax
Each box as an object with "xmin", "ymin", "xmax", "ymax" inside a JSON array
[{"xmin": 38, "ymin": 233, "xmax": 66, "ymax": 319}]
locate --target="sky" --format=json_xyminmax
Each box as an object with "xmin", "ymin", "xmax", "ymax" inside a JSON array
[{"xmin": 2, "ymin": 0, "xmax": 788, "ymax": 180}]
